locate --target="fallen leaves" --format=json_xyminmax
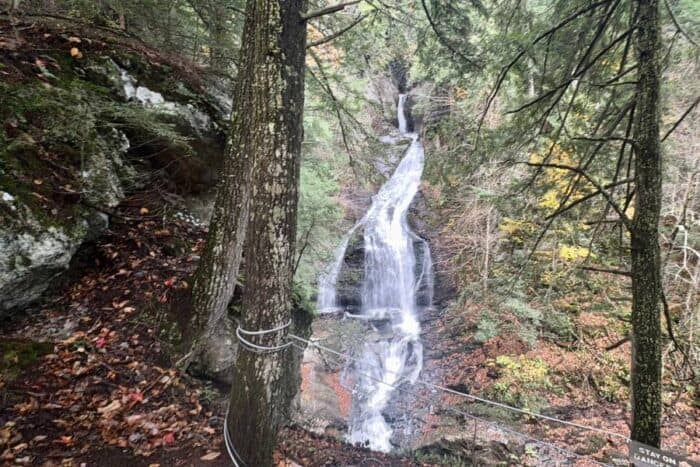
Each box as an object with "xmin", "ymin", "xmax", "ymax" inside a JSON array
[
  {"xmin": 69, "ymin": 47, "xmax": 83, "ymax": 59},
  {"xmin": 161, "ymin": 432, "xmax": 175, "ymax": 445},
  {"xmin": 97, "ymin": 400, "xmax": 122, "ymax": 416},
  {"xmin": 0, "ymin": 201, "xmax": 218, "ymax": 463},
  {"xmin": 200, "ymin": 451, "xmax": 221, "ymax": 461}
]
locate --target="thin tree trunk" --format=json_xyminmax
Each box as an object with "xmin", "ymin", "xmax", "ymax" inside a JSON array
[
  {"xmin": 225, "ymin": 0, "xmax": 307, "ymax": 465},
  {"xmin": 630, "ymin": 0, "xmax": 663, "ymax": 448},
  {"xmin": 209, "ymin": 3, "xmax": 229, "ymax": 71},
  {"xmin": 483, "ymin": 206, "xmax": 492, "ymax": 292}
]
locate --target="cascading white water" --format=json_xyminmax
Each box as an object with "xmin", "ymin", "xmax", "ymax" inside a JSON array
[
  {"xmin": 317, "ymin": 93, "xmax": 433, "ymax": 452},
  {"xmin": 397, "ymin": 94, "xmax": 408, "ymax": 134}
]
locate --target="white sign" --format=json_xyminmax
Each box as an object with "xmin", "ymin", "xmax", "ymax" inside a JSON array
[{"xmin": 629, "ymin": 441, "xmax": 699, "ymax": 467}]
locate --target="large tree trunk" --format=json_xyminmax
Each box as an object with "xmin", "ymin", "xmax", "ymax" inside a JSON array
[
  {"xmin": 630, "ymin": 0, "xmax": 662, "ymax": 448},
  {"xmin": 185, "ymin": 0, "xmax": 259, "ymax": 368},
  {"xmin": 224, "ymin": 0, "xmax": 307, "ymax": 465}
]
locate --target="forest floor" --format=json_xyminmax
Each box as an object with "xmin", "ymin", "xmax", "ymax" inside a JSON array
[
  {"xmin": 414, "ymin": 245, "xmax": 700, "ymax": 465},
  {"xmin": 0, "ymin": 194, "xmax": 423, "ymax": 467},
  {"xmin": 1, "ymin": 153, "xmax": 698, "ymax": 467}
]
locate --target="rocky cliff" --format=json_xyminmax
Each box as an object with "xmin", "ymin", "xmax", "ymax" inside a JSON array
[{"xmin": 0, "ymin": 20, "xmax": 228, "ymax": 318}]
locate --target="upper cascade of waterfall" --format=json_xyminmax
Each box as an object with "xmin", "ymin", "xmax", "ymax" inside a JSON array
[
  {"xmin": 316, "ymin": 93, "xmax": 434, "ymax": 452},
  {"xmin": 398, "ymin": 94, "xmax": 408, "ymax": 134}
]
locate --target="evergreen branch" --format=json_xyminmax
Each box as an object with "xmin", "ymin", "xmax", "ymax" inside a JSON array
[
  {"xmin": 420, "ymin": 0, "xmax": 481, "ymax": 68},
  {"xmin": 477, "ymin": 0, "xmax": 615, "ymax": 136},
  {"xmin": 307, "ymin": 50, "xmax": 357, "ymax": 172}
]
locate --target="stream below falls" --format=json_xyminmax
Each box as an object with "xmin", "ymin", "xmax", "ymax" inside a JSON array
[{"xmin": 317, "ymin": 94, "xmax": 434, "ymax": 452}]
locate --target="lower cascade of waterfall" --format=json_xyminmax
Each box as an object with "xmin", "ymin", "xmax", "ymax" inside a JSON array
[{"xmin": 317, "ymin": 93, "xmax": 434, "ymax": 452}]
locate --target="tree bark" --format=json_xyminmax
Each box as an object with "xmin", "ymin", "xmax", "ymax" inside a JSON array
[
  {"xmin": 224, "ymin": 0, "xmax": 307, "ymax": 465},
  {"xmin": 186, "ymin": 0, "xmax": 259, "ymax": 366},
  {"xmin": 630, "ymin": 0, "xmax": 662, "ymax": 448}
]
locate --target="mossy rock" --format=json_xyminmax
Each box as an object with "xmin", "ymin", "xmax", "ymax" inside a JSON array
[
  {"xmin": 0, "ymin": 339, "xmax": 53, "ymax": 382},
  {"xmin": 0, "ymin": 27, "xmax": 227, "ymax": 317}
]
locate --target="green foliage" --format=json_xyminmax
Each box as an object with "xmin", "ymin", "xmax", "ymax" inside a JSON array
[
  {"xmin": 486, "ymin": 355, "xmax": 551, "ymax": 411},
  {"xmin": 474, "ymin": 314, "xmax": 499, "ymax": 343},
  {"xmin": 0, "ymin": 339, "xmax": 53, "ymax": 382},
  {"xmin": 293, "ymin": 110, "xmax": 346, "ymax": 309},
  {"xmin": 23, "ymin": 0, "xmax": 245, "ymax": 72},
  {"xmin": 505, "ymin": 298, "xmax": 541, "ymax": 347},
  {"xmin": 295, "ymin": 161, "xmax": 343, "ymax": 304},
  {"xmin": 474, "ymin": 296, "xmax": 546, "ymax": 347}
]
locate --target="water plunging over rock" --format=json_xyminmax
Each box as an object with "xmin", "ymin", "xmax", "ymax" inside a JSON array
[{"xmin": 313, "ymin": 94, "xmax": 434, "ymax": 452}]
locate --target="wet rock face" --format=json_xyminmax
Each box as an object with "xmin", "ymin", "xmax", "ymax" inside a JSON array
[
  {"xmin": 292, "ymin": 317, "xmax": 366, "ymax": 437},
  {"xmin": 334, "ymin": 230, "xmax": 365, "ymax": 313}
]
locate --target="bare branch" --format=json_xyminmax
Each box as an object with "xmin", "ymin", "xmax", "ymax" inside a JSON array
[
  {"xmin": 661, "ymin": 96, "xmax": 700, "ymax": 142},
  {"xmin": 294, "ymin": 216, "xmax": 316, "ymax": 276},
  {"xmin": 544, "ymin": 178, "xmax": 633, "ymax": 220},
  {"xmin": 573, "ymin": 135, "xmax": 638, "ymax": 149},
  {"xmin": 307, "ymin": 13, "xmax": 368, "ymax": 48},
  {"xmin": 664, "ymin": 0, "xmax": 699, "ymax": 48},
  {"xmin": 580, "ymin": 266, "xmax": 631, "ymax": 276},
  {"xmin": 420, "ymin": 0, "xmax": 481, "ymax": 68},
  {"xmin": 606, "ymin": 336, "xmax": 631, "ymax": 351},
  {"xmin": 660, "ymin": 289, "xmax": 695, "ymax": 379},
  {"xmin": 302, "ymin": 0, "xmax": 361, "ymax": 21},
  {"xmin": 524, "ymin": 161, "xmax": 632, "ymax": 228}
]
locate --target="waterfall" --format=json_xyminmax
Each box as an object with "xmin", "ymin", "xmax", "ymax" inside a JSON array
[
  {"xmin": 397, "ymin": 94, "xmax": 408, "ymax": 133},
  {"xmin": 316, "ymin": 93, "xmax": 433, "ymax": 452}
]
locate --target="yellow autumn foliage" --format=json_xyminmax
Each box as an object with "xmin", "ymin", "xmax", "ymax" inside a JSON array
[
  {"xmin": 530, "ymin": 142, "xmax": 592, "ymax": 213},
  {"xmin": 558, "ymin": 244, "xmax": 591, "ymax": 261},
  {"xmin": 499, "ymin": 217, "xmax": 537, "ymax": 244}
]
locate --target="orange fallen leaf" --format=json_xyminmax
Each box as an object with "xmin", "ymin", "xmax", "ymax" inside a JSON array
[{"xmin": 59, "ymin": 436, "xmax": 73, "ymax": 446}]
